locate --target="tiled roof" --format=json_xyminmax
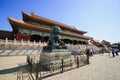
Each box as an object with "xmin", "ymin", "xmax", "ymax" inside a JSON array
[
  {"xmin": 8, "ymin": 17, "xmax": 91, "ymax": 40},
  {"xmin": 22, "ymin": 11, "xmax": 87, "ymax": 34}
]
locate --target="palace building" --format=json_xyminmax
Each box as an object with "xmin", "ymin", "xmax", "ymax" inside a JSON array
[
  {"xmin": 4, "ymin": 11, "xmax": 91, "ymax": 45},
  {"xmin": 90, "ymin": 39, "xmax": 103, "ymax": 47}
]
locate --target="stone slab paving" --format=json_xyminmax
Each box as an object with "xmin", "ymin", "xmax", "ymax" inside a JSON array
[
  {"xmin": 0, "ymin": 56, "xmax": 27, "ymax": 80},
  {"xmin": 43, "ymin": 53, "xmax": 120, "ymax": 80},
  {"xmin": 0, "ymin": 53, "xmax": 120, "ymax": 80}
]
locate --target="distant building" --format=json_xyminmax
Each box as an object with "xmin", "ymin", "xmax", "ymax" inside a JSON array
[
  {"xmin": 90, "ymin": 39, "xmax": 103, "ymax": 47},
  {"xmin": 101, "ymin": 40, "xmax": 111, "ymax": 47},
  {"xmin": 0, "ymin": 30, "xmax": 14, "ymax": 40}
]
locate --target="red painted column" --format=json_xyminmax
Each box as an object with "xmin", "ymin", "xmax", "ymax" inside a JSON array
[
  {"xmin": 41, "ymin": 36, "xmax": 44, "ymax": 42},
  {"xmin": 28, "ymin": 34, "xmax": 31, "ymax": 41},
  {"xmin": 16, "ymin": 32, "xmax": 21, "ymax": 40}
]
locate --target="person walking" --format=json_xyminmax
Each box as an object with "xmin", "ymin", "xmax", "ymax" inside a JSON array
[
  {"xmin": 115, "ymin": 48, "xmax": 119, "ymax": 56},
  {"xmin": 89, "ymin": 48, "xmax": 93, "ymax": 56},
  {"xmin": 112, "ymin": 48, "xmax": 115, "ymax": 57}
]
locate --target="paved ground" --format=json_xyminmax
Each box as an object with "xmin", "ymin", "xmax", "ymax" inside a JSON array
[
  {"xmin": 0, "ymin": 53, "xmax": 120, "ymax": 80},
  {"xmin": 0, "ymin": 56, "xmax": 27, "ymax": 80},
  {"xmin": 43, "ymin": 53, "xmax": 120, "ymax": 80}
]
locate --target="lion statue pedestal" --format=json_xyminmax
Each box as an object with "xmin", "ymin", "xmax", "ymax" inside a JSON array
[{"xmin": 40, "ymin": 48, "xmax": 71, "ymax": 70}]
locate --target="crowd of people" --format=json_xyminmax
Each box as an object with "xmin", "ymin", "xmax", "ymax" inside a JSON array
[
  {"xmin": 85, "ymin": 46, "xmax": 119, "ymax": 57},
  {"xmin": 66, "ymin": 43, "xmax": 119, "ymax": 58}
]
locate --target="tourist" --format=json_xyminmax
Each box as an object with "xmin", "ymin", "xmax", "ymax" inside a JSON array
[
  {"xmin": 100, "ymin": 47, "xmax": 104, "ymax": 55},
  {"xmin": 115, "ymin": 48, "xmax": 119, "ymax": 56},
  {"xmin": 89, "ymin": 48, "xmax": 94, "ymax": 56},
  {"xmin": 111, "ymin": 48, "xmax": 115, "ymax": 57}
]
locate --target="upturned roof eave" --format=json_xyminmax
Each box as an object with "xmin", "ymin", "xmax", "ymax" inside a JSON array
[
  {"xmin": 8, "ymin": 17, "xmax": 51, "ymax": 33},
  {"xmin": 22, "ymin": 11, "xmax": 87, "ymax": 34},
  {"xmin": 60, "ymin": 31, "xmax": 91, "ymax": 40},
  {"xmin": 8, "ymin": 17, "xmax": 90, "ymax": 40}
]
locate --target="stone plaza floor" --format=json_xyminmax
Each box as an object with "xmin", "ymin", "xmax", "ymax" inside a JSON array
[
  {"xmin": 43, "ymin": 53, "xmax": 120, "ymax": 80},
  {"xmin": 0, "ymin": 53, "xmax": 120, "ymax": 80}
]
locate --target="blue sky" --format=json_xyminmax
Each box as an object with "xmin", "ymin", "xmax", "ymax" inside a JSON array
[{"xmin": 0, "ymin": 0, "xmax": 120, "ymax": 43}]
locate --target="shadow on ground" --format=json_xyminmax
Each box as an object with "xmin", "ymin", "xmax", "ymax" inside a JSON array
[{"xmin": 0, "ymin": 65, "xmax": 28, "ymax": 74}]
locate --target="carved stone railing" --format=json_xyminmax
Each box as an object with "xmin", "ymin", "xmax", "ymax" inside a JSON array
[
  {"xmin": 0, "ymin": 38, "xmax": 101, "ymax": 56},
  {"xmin": 0, "ymin": 38, "xmax": 47, "ymax": 56},
  {"xmin": 66, "ymin": 44, "xmax": 101, "ymax": 55}
]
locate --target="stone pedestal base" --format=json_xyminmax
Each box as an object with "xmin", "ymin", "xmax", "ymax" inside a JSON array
[{"xmin": 40, "ymin": 49, "xmax": 72, "ymax": 70}]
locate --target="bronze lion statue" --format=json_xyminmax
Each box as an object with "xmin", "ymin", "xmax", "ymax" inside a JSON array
[{"xmin": 47, "ymin": 26, "xmax": 66, "ymax": 49}]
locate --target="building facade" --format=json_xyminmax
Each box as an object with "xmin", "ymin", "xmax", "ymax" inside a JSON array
[{"xmin": 6, "ymin": 11, "xmax": 91, "ymax": 45}]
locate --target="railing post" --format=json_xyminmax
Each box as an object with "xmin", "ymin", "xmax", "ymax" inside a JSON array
[
  {"xmin": 21, "ymin": 39, "xmax": 23, "ymax": 47},
  {"xmin": 35, "ymin": 62, "xmax": 39, "ymax": 80},
  {"xmin": 34, "ymin": 40, "xmax": 35, "ymax": 45},
  {"xmin": 5, "ymin": 37, "xmax": 8, "ymax": 43},
  {"xmin": 14, "ymin": 38, "xmax": 16, "ymax": 44},
  {"xmin": 86, "ymin": 55, "xmax": 89, "ymax": 64},
  {"xmin": 77, "ymin": 56, "xmax": 79, "ymax": 68},
  {"xmin": 61, "ymin": 59, "xmax": 64, "ymax": 73},
  {"xmin": 70, "ymin": 59, "xmax": 72, "ymax": 69},
  {"xmin": 39, "ymin": 64, "xmax": 41, "ymax": 80},
  {"xmin": 30, "ymin": 58, "xmax": 33, "ymax": 71}
]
